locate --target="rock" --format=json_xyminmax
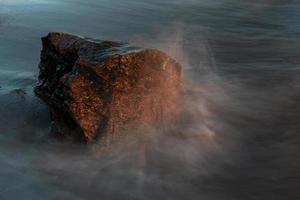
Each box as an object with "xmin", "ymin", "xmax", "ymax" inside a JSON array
[{"xmin": 35, "ymin": 32, "xmax": 183, "ymax": 143}]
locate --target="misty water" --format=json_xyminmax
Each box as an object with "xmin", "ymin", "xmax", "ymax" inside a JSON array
[{"xmin": 0, "ymin": 0, "xmax": 300, "ymax": 199}]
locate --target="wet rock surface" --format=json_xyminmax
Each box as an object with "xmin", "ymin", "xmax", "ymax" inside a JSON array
[{"xmin": 35, "ymin": 32, "xmax": 183, "ymax": 143}]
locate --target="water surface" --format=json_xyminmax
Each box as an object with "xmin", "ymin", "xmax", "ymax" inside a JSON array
[{"xmin": 0, "ymin": 0, "xmax": 299, "ymax": 199}]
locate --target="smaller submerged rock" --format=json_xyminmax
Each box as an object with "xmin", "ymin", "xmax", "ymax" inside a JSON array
[{"xmin": 35, "ymin": 32, "xmax": 183, "ymax": 143}]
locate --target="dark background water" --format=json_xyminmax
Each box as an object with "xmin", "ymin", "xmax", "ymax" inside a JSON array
[{"xmin": 0, "ymin": 0, "xmax": 300, "ymax": 199}]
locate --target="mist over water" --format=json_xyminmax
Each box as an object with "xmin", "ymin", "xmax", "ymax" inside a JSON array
[{"xmin": 0, "ymin": 0, "xmax": 300, "ymax": 199}]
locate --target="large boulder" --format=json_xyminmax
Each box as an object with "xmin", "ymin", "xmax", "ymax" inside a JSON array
[{"xmin": 35, "ymin": 32, "xmax": 183, "ymax": 143}]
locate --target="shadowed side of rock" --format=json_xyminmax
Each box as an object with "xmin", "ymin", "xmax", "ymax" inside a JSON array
[{"xmin": 35, "ymin": 32, "xmax": 183, "ymax": 143}]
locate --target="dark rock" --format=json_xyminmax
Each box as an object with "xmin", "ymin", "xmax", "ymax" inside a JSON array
[{"xmin": 35, "ymin": 32, "xmax": 183, "ymax": 143}]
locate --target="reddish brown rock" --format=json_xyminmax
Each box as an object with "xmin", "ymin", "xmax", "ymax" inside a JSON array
[{"xmin": 35, "ymin": 32, "xmax": 183, "ymax": 143}]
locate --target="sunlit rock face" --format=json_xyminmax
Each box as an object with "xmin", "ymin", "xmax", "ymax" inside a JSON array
[{"xmin": 35, "ymin": 32, "xmax": 183, "ymax": 143}]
